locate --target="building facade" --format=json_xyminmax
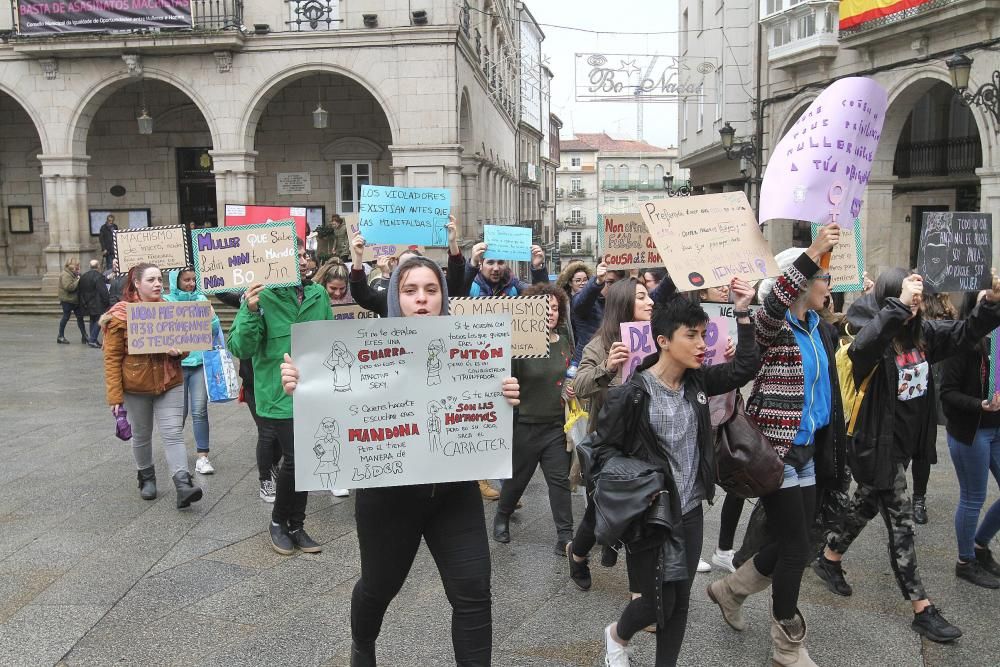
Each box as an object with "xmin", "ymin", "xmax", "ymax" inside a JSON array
[
  {"xmin": 0, "ymin": 0, "xmax": 529, "ymax": 288},
  {"xmin": 515, "ymin": 2, "xmax": 544, "ymax": 258}
]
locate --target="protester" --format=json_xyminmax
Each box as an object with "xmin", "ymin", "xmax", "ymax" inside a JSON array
[
  {"xmin": 570, "ymin": 262, "xmax": 626, "ymax": 364},
  {"xmin": 228, "ymin": 247, "xmax": 333, "ymax": 555},
  {"xmin": 280, "ymin": 255, "xmax": 521, "ymax": 667},
  {"xmin": 642, "ymin": 268, "xmax": 667, "ymax": 294},
  {"xmin": 592, "ymin": 282, "xmax": 758, "ymax": 667},
  {"xmin": 57, "ymin": 257, "xmax": 87, "ymax": 345},
  {"xmin": 367, "ymin": 255, "xmax": 397, "ymax": 294},
  {"xmin": 493, "ymin": 283, "xmax": 574, "ymax": 554},
  {"xmin": 708, "ymin": 227, "xmax": 845, "ymax": 667},
  {"xmin": 99, "ymin": 214, "xmax": 118, "ymax": 271},
  {"xmin": 814, "ymin": 268, "xmax": 1000, "ymax": 643},
  {"xmin": 109, "ymin": 260, "xmax": 129, "ymax": 304},
  {"xmin": 164, "ymin": 268, "xmax": 222, "ymax": 475},
  {"xmin": 556, "ymin": 261, "xmax": 592, "ymax": 300},
  {"xmin": 303, "ymin": 253, "xmax": 319, "ymax": 282},
  {"xmin": 465, "ymin": 240, "xmax": 548, "ymax": 296},
  {"xmin": 330, "ymin": 213, "xmax": 351, "ymax": 262},
  {"xmin": 78, "ymin": 259, "xmax": 110, "ymax": 348},
  {"xmin": 101, "ymin": 263, "xmax": 203, "ymax": 509},
  {"xmin": 315, "ymin": 258, "xmax": 354, "ymax": 306},
  {"xmin": 937, "ymin": 289, "xmax": 1000, "ymax": 589}
]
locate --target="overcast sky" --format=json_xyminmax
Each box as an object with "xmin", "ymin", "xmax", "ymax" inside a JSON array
[{"xmin": 530, "ymin": 0, "xmax": 680, "ymax": 149}]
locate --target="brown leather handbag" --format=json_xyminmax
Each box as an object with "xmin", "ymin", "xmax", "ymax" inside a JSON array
[{"xmin": 714, "ymin": 391, "xmax": 783, "ymax": 498}]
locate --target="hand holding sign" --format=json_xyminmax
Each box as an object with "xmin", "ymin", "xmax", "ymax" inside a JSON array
[{"xmin": 807, "ymin": 224, "xmax": 840, "ymax": 263}]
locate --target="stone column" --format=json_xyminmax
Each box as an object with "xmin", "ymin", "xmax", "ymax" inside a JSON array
[
  {"xmin": 859, "ymin": 176, "xmax": 898, "ymax": 275},
  {"xmin": 391, "ymin": 167, "xmax": 406, "ymax": 187},
  {"xmin": 210, "ymin": 150, "xmax": 257, "ymax": 224},
  {"xmin": 446, "ymin": 164, "xmax": 462, "ymax": 220},
  {"xmin": 978, "ymin": 168, "xmax": 1000, "ymax": 269},
  {"xmin": 460, "ymin": 157, "xmax": 480, "ymax": 242},
  {"xmin": 39, "ymin": 155, "xmax": 91, "ymax": 294}
]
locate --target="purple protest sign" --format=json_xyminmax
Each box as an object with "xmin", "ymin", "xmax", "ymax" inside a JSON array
[
  {"xmin": 701, "ymin": 317, "xmax": 729, "ymax": 367},
  {"xmin": 759, "ymin": 77, "xmax": 888, "ymax": 230},
  {"xmin": 620, "ymin": 321, "xmax": 655, "ymax": 383}
]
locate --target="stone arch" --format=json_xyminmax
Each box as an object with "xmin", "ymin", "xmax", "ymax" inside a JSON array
[
  {"xmin": 459, "ymin": 88, "xmax": 473, "ymax": 153},
  {"xmin": 0, "ymin": 85, "xmax": 48, "ymax": 154},
  {"xmin": 321, "ymin": 136, "xmax": 388, "ymax": 161},
  {"xmin": 776, "ymin": 95, "xmax": 819, "ymax": 145},
  {"xmin": 241, "ymin": 63, "xmax": 399, "ymax": 152},
  {"xmin": 68, "ymin": 69, "xmax": 221, "ymax": 156}
]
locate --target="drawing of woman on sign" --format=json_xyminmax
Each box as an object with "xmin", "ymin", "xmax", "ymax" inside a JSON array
[
  {"xmin": 313, "ymin": 417, "xmax": 342, "ymax": 489},
  {"xmin": 324, "ymin": 340, "xmax": 354, "ymax": 392},
  {"xmin": 427, "ymin": 401, "xmax": 443, "ymax": 452},
  {"xmin": 426, "ymin": 338, "xmax": 444, "ymax": 386}
]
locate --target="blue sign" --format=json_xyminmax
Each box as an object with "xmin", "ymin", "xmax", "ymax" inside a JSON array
[
  {"xmin": 357, "ymin": 185, "xmax": 451, "ymax": 246},
  {"xmin": 484, "ymin": 225, "xmax": 532, "ymax": 262}
]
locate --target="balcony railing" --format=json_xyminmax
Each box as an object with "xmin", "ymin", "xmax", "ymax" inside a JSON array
[
  {"xmin": 893, "ymin": 137, "xmax": 982, "ymax": 179},
  {"xmin": 602, "ymin": 180, "xmax": 667, "ymax": 191},
  {"xmin": 194, "ymin": 0, "xmax": 243, "ymax": 30},
  {"xmin": 285, "ymin": 0, "xmax": 340, "ymax": 31},
  {"xmin": 839, "ymin": 0, "xmax": 955, "ymax": 37},
  {"xmin": 559, "ymin": 216, "xmax": 587, "ymax": 227}
]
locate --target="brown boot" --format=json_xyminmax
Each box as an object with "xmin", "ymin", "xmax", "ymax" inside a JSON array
[
  {"xmin": 707, "ymin": 558, "xmax": 772, "ymax": 631},
  {"xmin": 479, "ymin": 480, "xmax": 499, "ymax": 501},
  {"xmin": 770, "ymin": 611, "xmax": 817, "ymax": 667}
]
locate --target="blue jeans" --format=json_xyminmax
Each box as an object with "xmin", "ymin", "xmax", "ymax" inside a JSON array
[
  {"xmin": 58, "ymin": 301, "xmax": 86, "ymax": 339},
  {"xmin": 947, "ymin": 429, "xmax": 1000, "ymax": 562},
  {"xmin": 182, "ymin": 365, "xmax": 210, "ymax": 453}
]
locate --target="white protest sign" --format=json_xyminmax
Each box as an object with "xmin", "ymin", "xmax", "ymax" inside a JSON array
[
  {"xmin": 291, "ymin": 316, "xmax": 514, "ymax": 491},
  {"xmin": 449, "ymin": 296, "xmax": 549, "ymax": 359}
]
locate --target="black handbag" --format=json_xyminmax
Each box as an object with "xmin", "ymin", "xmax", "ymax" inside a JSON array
[{"xmin": 714, "ymin": 392, "xmax": 783, "ymax": 498}]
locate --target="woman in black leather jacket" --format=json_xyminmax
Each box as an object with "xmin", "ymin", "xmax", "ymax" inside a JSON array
[{"xmin": 590, "ymin": 280, "xmax": 758, "ymax": 667}]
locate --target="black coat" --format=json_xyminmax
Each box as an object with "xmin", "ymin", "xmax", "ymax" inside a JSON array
[
  {"xmin": 78, "ymin": 269, "xmax": 110, "ymax": 317},
  {"xmin": 813, "ymin": 319, "xmax": 850, "ymax": 488},
  {"xmin": 99, "ymin": 222, "xmax": 117, "ymax": 255},
  {"xmin": 939, "ymin": 347, "xmax": 992, "ymax": 446},
  {"xmin": 846, "ymin": 297, "xmax": 1000, "ymax": 489}
]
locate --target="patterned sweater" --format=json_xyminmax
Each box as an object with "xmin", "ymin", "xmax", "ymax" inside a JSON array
[{"xmin": 745, "ymin": 252, "xmax": 820, "ymax": 460}]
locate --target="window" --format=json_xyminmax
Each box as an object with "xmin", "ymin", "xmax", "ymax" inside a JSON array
[
  {"xmin": 335, "ymin": 161, "xmax": 371, "ymax": 214},
  {"xmin": 605, "ymin": 164, "xmax": 615, "ymax": 183},
  {"xmin": 571, "ymin": 156, "xmax": 581, "ymax": 167},
  {"xmin": 653, "ymin": 164, "xmax": 665, "ymax": 184},
  {"xmin": 715, "ymin": 67, "xmax": 724, "ymax": 121},
  {"xmin": 571, "ymin": 178, "xmax": 582, "ymax": 192},
  {"xmin": 570, "ymin": 231, "xmax": 582, "ymax": 250},
  {"xmin": 603, "ymin": 195, "xmax": 614, "ymax": 207},
  {"xmin": 765, "ymin": 0, "xmax": 782, "ymax": 14},
  {"xmin": 619, "ymin": 165, "xmax": 629, "ymax": 183},
  {"xmin": 570, "ymin": 207, "xmax": 582, "ymax": 222},
  {"xmin": 697, "ymin": 86, "xmax": 705, "ymax": 132},
  {"xmin": 797, "ymin": 12, "xmax": 816, "ymax": 38},
  {"xmin": 618, "ymin": 197, "xmax": 629, "ymax": 210},
  {"xmin": 639, "ymin": 164, "xmax": 649, "ymax": 184},
  {"xmin": 771, "ymin": 21, "xmax": 791, "ymax": 47}
]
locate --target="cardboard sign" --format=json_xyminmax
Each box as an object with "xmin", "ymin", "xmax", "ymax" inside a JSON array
[
  {"xmin": 225, "ymin": 204, "xmax": 308, "ymax": 241},
  {"xmin": 598, "ymin": 214, "xmax": 662, "ymax": 269},
  {"xmin": 760, "ymin": 77, "xmax": 889, "ymax": 230},
  {"xmin": 812, "ymin": 220, "xmax": 864, "ymax": 292},
  {"xmin": 701, "ymin": 303, "xmax": 762, "ymax": 342},
  {"xmin": 640, "ymin": 192, "xmax": 780, "ymax": 291},
  {"xmin": 357, "ymin": 185, "xmax": 451, "ymax": 246},
  {"xmin": 620, "ymin": 321, "xmax": 655, "ymax": 382},
  {"xmin": 125, "ymin": 301, "xmax": 213, "ymax": 354},
  {"xmin": 917, "ymin": 212, "xmax": 993, "ymax": 292},
  {"xmin": 291, "ymin": 315, "xmax": 514, "ymax": 491},
  {"xmin": 345, "ymin": 213, "xmax": 424, "ymax": 262},
  {"xmin": 114, "ymin": 225, "xmax": 190, "ymax": 273},
  {"xmin": 701, "ymin": 317, "xmax": 730, "ymax": 367},
  {"xmin": 483, "ymin": 225, "xmax": 533, "ymax": 262},
  {"xmin": 193, "ymin": 221, "xmax": 300, "ymax": 294},
  {"xmin": 332, "ymin": 304, "xmax": 380, "ymax": 321},
  {"xmin": 450, "ymin": 296, "xmax": 550, "ymax": 359}
]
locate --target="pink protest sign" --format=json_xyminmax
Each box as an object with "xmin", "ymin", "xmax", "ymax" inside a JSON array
[
  {"xmin": 620, "ymin": 321, "xmax": 656, "ymax": 382},
  {"xmin": 759, "ymin": 77, "xmax": 888, "ymax": 230},
  {"xmin": 701, "ymin": 317, "xmax": 729, "ymax": 367}
]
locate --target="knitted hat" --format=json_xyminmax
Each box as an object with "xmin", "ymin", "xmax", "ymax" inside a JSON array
[{"xmin": 756, "ymin": 248, "xmax": 806, "ymax": 304}]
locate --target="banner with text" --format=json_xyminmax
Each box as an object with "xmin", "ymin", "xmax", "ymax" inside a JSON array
[
  {"xmin": 114, "ymin": 225, "xmax": 190, "ymax": 274},
  {"xmin": 357, "ymin": 185, "xmax": 451, "ymax": 246},
  {"xmin": 291, "ymin": 316, "xmax": 514, "ymax": 491},
  {"xmin": 225, "ymin": 204, "xmax": 308, "ymax": 242},
  {"xmin": 701, "ymin": 317, "xmax": 730, "ymax": 366},
  {"xmin": 125, "ymin": 301, "xmax": 213, "ymax": 354},
  {"xmin": 599, "ymin": 213, "xmax": 662, "ymax": 269},
  {"xmin": 812, "ymin": 219, "xmax": 865, "ymax": 292},
  {"xmin": 332, "ymin": 304, "xmax": 381, "ymax": 322},
  {"xmin": 193, "ymin": 221, "xmax": 300, "ymax": 294},
  {"xmin": 701, "ymin": 303, "xmax": 762, "ymax": 343},
  {"xmin": 345, "ymin": 213, "xmax": 424, "ymax": 262},
  {"xmin": 483, "ymin": 225, "xmax": 533, "ymax": 262},
  {"xmin": 17, "ymin": 0, "xmax": 192, "ymax": 35},
  {"xmin": 640, "ymin": 191, "xmax": 780, "ymax": 291},
  {"xmin": 450, "ymin": 296, "xmax": 549, "ymax": 358},
  {"xmin": 620, "ymin": 321, "xmax": 655, "ymax": 382},
  {"xmin": 917, "ymin": 212, "xmax": 993, "ymax": 293}
]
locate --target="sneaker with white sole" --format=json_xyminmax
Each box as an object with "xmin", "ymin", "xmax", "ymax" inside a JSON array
[
  {"xmin": 712, "ymin": 548, "xmax": 737, "ymax": 573},
  {"xmin": 259, "ymin": 479, "xmax": 276, "ymax": 503},
  {"xmin": 195, "ymin": 456, "xmax": 215, "ymax": 475},
  {"xmin": 604, "ymin": 624, "xmax": 632, "ymax": 667},
  {"xmin": 331, "ymin": 489, "xmax": 350, "ymax": 497},
  {"xmin": 697, "ymin": 558, "xmax": 712, "ymax": 573}
]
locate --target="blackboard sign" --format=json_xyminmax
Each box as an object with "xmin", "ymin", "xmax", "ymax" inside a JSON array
[{"xmin": 917, "ymin": 212, "xmax": 992, "ymax": 292}]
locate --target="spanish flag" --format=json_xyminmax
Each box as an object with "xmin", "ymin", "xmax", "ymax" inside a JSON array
[{"xmin": 839, "ymin": 0, "xmax": 932, "ymax": 30}]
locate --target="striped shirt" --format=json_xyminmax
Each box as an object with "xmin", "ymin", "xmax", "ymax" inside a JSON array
[{"xmin": 642, "ymin": 371, "xmax": 703, "ymax": 513}]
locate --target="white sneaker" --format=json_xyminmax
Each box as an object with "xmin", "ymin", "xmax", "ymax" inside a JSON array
[
  {"xmin": 259, "ymin": 479, "xmax": 276, "ymax": 503},
  {"xmin": 697, "ymin": 558, "xmax": 712, "ymax": 573},
  {"xmin": 195, "ymin": 456, "xmax": 215, "ymax": 475},
  {"xmin": 712, "ymin": 548, "xmax": 737, "ymax": 573},
  {"xmin": 331, "ymin": 489, "xmax": 350, "ymax": 497},
  {"xmin": 604, "ymin": 624, "xmax": 632, "ymax": 667}
]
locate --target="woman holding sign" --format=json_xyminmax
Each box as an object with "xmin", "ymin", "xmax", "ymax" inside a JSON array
[
  {"xmin": 280, "ymin": 256, "xmax": 521, "ymax": 667},
  {"xmin": 100, "ymin": 263, "xmax": 203, "ymax": 509}
]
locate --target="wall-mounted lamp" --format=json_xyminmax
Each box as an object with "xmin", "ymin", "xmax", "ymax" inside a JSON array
[
  {"xmin": 362, "ymin": 13, "xmax": 378, "ymax": 27},
  {"xmin": 253, "ymin": 23, "xmax": 270, "ymax": 34},
  {"xmin": 719, "ymin": 121, "xmax": 759, "ymax": 170},
  {"xmin": 946, "ymin": 52, "xmax": 1000, "ymax": 132}
]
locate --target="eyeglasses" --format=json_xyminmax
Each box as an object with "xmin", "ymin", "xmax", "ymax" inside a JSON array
[{"xmin": 811, "ymin": 274, "xmax": 832, "ymax": 285}]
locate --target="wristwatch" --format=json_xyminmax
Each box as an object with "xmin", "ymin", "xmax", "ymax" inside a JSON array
[{"xmin": 733, "ymin": 310, "xmax": 751, "ymax": 319}]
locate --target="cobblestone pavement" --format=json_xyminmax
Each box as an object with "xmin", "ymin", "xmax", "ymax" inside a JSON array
[{"xmin": 1, "ymin": 315, "xmax": 998, "ymax": 666}]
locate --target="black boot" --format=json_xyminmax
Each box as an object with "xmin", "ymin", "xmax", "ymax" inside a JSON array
[
  {"xmin": 173, "ymin": 470, "xmax": 203, "ymax": 509},
  {"xmin": 136, "ymin": 466, "xmax": 156, "ymax": 500},
  {"xmin": 912, "ymin": 496, "xmax": 928, "ymax": 525},
  {"xmin": 493, "ymin": 512, "xmax": 510, "ymax": 543},
  {"xmin": 350, "ymin": 640, "xmax": 376, "ymax": 667}
]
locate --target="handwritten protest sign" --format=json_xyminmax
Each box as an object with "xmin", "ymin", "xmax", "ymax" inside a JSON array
[
  {"xmin": 344, "ymin": 213, "xmax": 424, "ymax": 262},
  {"xmin": 701, "ymin": 317, "xmax": 730, "ymax": 367},
  {"xmin": 192, "ymin": 221, "xmax": 299, "ymax": 294},
  {"xmin": 332, "ymin": 304, "xmax": 380, "ymax": 321},
  {"xmin": 701, "ymin": 303, "xmax": 762, "ymax": 342},
  {"xmin": 760, "ymin": 77, "xmax": 888, "ymax": 230},
  {"xmin": 125, "ymin": 301, "xmax": 213, "ymax": 354},
  {"xmin": 483, "ymin": 225, "xmax": 533, "ymax": 262},
  {"xmin": 225, "ymin": 204, "xmax": 308, "ymax": 241},
  {"xmin": 640, "ymin": 191, "xmax": 780, "ymax": 291},
  {"xmin": 812, "ymin": 220, "xmax": 864, "ymax": 292},
  {"xmin": 598, "ymin": 214, "xmax": 662, "ymax": 269},
  {"xmin": 450, "ymin": 296, "xmax": 549, "ymax": 358},
  {"xmin": 291, "ymin": 315, "xmax": 514, "ymax": 491},
  {"xmin": 357, "ymin": 185, "xmax": 450, "ymax": 246},
  {"xmin": 114, "ymin": 225, "xmax": 190, "ymax": 273},
  {"xmin": 620, "ymin": 321, "xmax": 655, "ymax": 382},
  {"xmin": 917, "ymin": 212, "xmax": 992, "ymax": 292}
]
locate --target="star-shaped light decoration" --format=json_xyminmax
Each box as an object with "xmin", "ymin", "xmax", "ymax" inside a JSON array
[{"xmin": 618, "ymin": 58, "xmax": 641, "ymax": 76}]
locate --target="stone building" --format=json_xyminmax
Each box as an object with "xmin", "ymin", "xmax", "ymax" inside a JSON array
[{"xmin": 0, "ymin": 0, "xmax": 530, "ymax": 289}]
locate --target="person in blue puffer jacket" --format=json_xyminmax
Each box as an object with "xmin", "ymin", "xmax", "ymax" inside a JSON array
[
  {"xmin": 165, "ymin": 268, "xmax": 222, "ymax": 475},
  {"xmin": 463, "ymin": 239, "xmax": 549, "ymax": 297}
]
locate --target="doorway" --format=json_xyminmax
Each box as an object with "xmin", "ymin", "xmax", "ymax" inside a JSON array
[{"xmin": 176, "ymin": 148, "xmax": 217, "ymax": 228}]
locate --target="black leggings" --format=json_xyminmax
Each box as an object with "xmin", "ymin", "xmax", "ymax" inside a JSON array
[
  {"xmin": 912, "ymin": 457, "xmax": 930, "ymax": 498},
  {"xmin": 243, "ymin": 384, "xmax": 282, "ymax": 481},
  {"xmin": 571, "ymin": 498, "xmax": 598, "ymax": 559},
  {"xmin": 258, "ymin": 417, "xmax": 308, "ymax": 530},
  {"xmin": 753, "ymin": 485, "xmax": 816, "ymax": 620},
  {"xmin": 616, "ymin": 506, "xmax": 703, "ymax": 666},
  {"xmin": 718, "ymin": 493, "xmax": 745, "ymax": 551},
  {"xmin": 351, "ymin": 481, "xmax": 492, "ymax": 666}
]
